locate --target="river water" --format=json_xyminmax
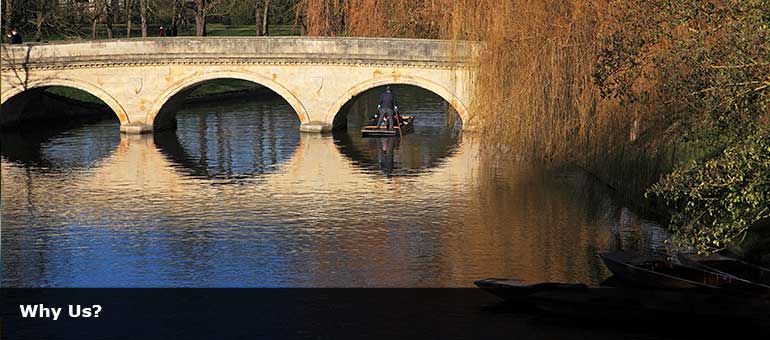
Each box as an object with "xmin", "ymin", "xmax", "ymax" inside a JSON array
[{"xmin": 1, "ymin": 86, "xmax": 668, "ymax": 288}]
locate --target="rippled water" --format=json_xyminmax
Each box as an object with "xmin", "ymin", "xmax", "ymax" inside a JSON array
[{"xmin": 1, "ymin": 86, "xmax": 667, "ymax": 287}]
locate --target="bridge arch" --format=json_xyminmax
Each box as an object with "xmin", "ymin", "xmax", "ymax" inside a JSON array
[
  {"xmin": 325, "ymin": 75, "xmax": 470, "ymax": 128},
  {"xmin": 0, "ymin": 78, "xmax": 130, "ymax": 125},
  {"xmin": 147, "ymin": 71, "xmax": 310, "ymax": 130}
]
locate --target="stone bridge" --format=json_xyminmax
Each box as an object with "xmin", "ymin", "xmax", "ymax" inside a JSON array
[{"xmin": 1, "ymin": 37, "xmax": 479, "ymax": 133}]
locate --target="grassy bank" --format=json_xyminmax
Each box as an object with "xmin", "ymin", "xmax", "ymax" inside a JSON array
[{"xmin": 46, "ymin": 79, "xmax": 264, "ymax": 108}]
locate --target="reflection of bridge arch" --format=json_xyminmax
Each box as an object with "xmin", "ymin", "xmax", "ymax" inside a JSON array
[
  {"xmin": 332, "ymin": 129, "xmax": 462, "ymax": 177},
  {"xmin": 147, "ymin": 71, "xmax": 310, "ymax": 131},
  {"xmin": 153, "ymin": 123, "xmax": 301, "ymax": 181},
  {"xmin": 325, "ymin": 75, "xmax": 469, "ymax": 128},
  {"xmin": 1, "ymin": 79, "xmax": 129, "ymax": 125},
  {"xmin": 0, "ymin": 120, "xmax": 120, "ymax": 170}
]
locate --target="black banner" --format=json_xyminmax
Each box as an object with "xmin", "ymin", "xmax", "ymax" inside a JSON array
[{"xmin": 1, "ymin": 289, "xmax": 765, "ymax": 339}]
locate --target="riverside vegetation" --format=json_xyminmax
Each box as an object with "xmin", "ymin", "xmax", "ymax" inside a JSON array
[
  {"xmin": 4, "ymin": 0, "xmax": 768, "ymax": 256},
  {"xmin": 293, "ymin": 0, "xmax": 770, "ymax": 255}
]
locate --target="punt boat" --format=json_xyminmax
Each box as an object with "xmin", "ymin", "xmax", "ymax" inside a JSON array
[
  {"xmin": 473, "ymin": 278, "xmax": 587, "ymax": 302},
  {"xmin": 676, "ymin": 252, "xmax": 770, "ymax": 286},
  {"xmin": 600, "ymin": 251, "xmax": 770, "ymax": 295},
  {"xmin": 361, "ymin": 113, "xmax": 415, "ymax": 137}
]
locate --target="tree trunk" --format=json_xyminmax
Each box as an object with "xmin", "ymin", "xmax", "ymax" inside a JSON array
[
  {"xmin": 195, "ymin": 0, "xmax": 206, "ymax": 36},
  {"xmin": 34, "ymin": 11, "xmax": 44, "ymax": 41},
  {"xmin": 261, "ymin": 0, "xmax": 270, "ymax": 36},
  {"xmin": 195, "ymin": 15, "xmax": 205, "ymax": 36},
  {"xmin": 126, "ymin": 0, "xmax": 133, "ymax": 38},
  {"xmin": 255, "ymin": 0, "xmax": 262, "ymax": 36},
  {"xmin": 106, "ymin": 1, "xmax": 115, "ymax": 39},
  {"xmin": 140, "ymin": 0, "xmax": 148, "ymax": 37},
  {"xmin": 91, "ymin": 18, "xmax": 98, "ymax": 39},
  {"xmin": 171, "ymin": 0, "xmax": 178, "ymax": 36},
  {"xmin": 4, "ymin": 0, "xmax": 13, "ymax": 33}
]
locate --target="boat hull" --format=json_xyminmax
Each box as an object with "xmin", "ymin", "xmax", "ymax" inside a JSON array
[
  {"xmin": 361, "ymin": 115, "xmax": 415, "ymax": 137},
  {"xmin": 601, "ymin": 251, "xmax": 719, "ymax": 289},
  {"xmin": 473, "ymin": 278, "xmax": 587, "ymax": 301}
]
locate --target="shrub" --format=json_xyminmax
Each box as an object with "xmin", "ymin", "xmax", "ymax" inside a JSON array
[{"xmin": 647, "ymin": 130, "xmax": 770, "ymax": 254}]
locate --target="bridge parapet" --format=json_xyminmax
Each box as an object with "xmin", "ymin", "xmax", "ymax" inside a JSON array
[{"xmin": 1, "ymin": 37, "xmax": 479, "ymax": 69}]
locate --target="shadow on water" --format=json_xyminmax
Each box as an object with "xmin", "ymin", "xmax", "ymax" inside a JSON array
[
  {"xmin": 331, "ymin": 84, "xmax": 463, "ymax": 177},
  {"xmin": 1, "ymin": 87, "xmax": 120, "ymax": 170},
  {"xmin": 153, "ymin": 94, "xmax": 301, "ymax": 182},
  {"xmin": 0, "ymin": 118, "xmax": 120, "ymax": 171}
]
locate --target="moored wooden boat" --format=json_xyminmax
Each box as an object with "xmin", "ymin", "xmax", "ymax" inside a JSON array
[
  {"xmin": 600, "ymin": 251, "xmax": 718, "ymax": 289},
  {"xmin": 676, "ymin": 252, "xmax": 770, "ymax": 287},
  {"xmin": 600, "ymin": 251, "xmax": 770, "ymax": 295},
  {"xmin": 473, "ymin": 278, "xmax": 587, "ymax": 301},
  {"xmin": 361, "ymin": 114, "xmax": 415, "ymax": 137}
]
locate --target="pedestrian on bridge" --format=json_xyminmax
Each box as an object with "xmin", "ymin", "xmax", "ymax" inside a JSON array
[{"xmin": 9, "ymin": 28, "xmax": 22, "ymax": 44}]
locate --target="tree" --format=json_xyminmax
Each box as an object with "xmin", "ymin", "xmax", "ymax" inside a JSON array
[
  {"xmin": 125, "ymin": 0, "xmax": 133, "ymax": 37},
  {"xmin": 139, "ymin": 0, "xmax": 148, "ymax": 37},
  {"xmin": 153, "ymin": 0, "xmax": 190, "ymax": 36},
  {"xmin": 171, "ymin": 0, "xmax": 182, "ymax": 36},
  {"xmin": 4, "ymin": 0, "xmax": 14, "ymax": 33},
  {"xmin": 261, "ymin": 0, "xmax": 270, "ymax": 36},
  {"xmin": 27, "ymin": 0, "xmax": 54, "ymax": 41},
  {"xmin": 598, "ymin": 1, "xmax": 770, "ymax": 254},
  {"xmin": 105, "ymin": 0, "xmax": 119, "ymax": 38},
  {"xmin": 83, "ymin": 0, "xmax": 108, "ymax": 39},
  {"xmin": 193, "ymin": 0, "xmax": 227, "ymax": 36},
  {"xmin": 648, "ymin": 131, "xmax": 770, "ymax": 255},
  {"xmin": 253, "ymin": 0, "xmax": 271, "ymax": 36}
]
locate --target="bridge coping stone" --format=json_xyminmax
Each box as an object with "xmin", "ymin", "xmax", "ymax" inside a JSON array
[{"xmin": 1, "ymin": 37, "xmax": 480, "ymax": 69}]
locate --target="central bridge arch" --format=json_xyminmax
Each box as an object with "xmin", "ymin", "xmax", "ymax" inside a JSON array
[
  {"xmin": 148, "ymin": 71, "xmax": 311, "ymax": 130},
  {"xmin": 325, "ymin": 75, "xmax": 470, "ymax": 129}
]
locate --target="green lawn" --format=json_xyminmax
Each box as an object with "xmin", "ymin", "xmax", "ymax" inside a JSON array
[
  {"xmin": 186, "ymin": 79, "xmax": 261, "ymax": 98},
  {"xmin": 45, "ymin": 87, "xmax": 105, "ymax": 105},
  {"xmin": 45, "ymin": 79, "xmax": 259, "ymax": 106}
]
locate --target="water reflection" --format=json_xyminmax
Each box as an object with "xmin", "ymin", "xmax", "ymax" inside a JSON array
[
  {"xmin": 2, "ymin": 88, "xmax": 668, "ymax": 288},
  {"xmin": 0, "ymin": 119, "xmax": 120, "ymax": 171},
  {"xmin": 154, "ymin": 96, "xmax": 300, "ymax": 181},
  {"xmin": 332, "ymin": 85, "xmax": 462, "ymax": 177},
  {"xmin": 332, "ymin": 130, "xmax": 461, "ymax": 177}
]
